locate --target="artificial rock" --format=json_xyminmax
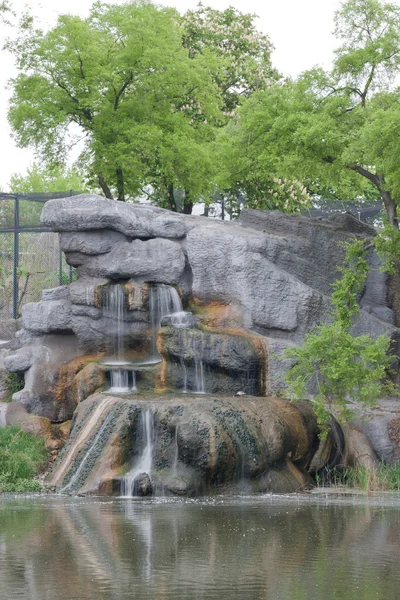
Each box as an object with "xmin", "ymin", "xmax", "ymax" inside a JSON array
[{"xmin": 4, "ymin": 195, "xmax": 400, "ymax": 480}]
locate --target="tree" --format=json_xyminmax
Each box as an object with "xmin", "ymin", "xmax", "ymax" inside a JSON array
[
  {"xmin": 218, "ymin": 0, "xmax": 400, "ymax": 226},
  {"xmin": 7, "ymin": 1, "xmax": 222, "ymax": 208},
  {"xmin": 9, "ymin": 163, "xmax": 85, "ymax": 194},
  {"xmin": 283, "ymin": 240, "xmax": 396, "ymax": 436},
  {"xmin": 181, "ymin": 4, "xmax": 276, "ymax": 115}
]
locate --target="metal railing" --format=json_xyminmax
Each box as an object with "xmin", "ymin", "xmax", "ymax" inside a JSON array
[{"xmin": 0, "ymin": 191, "xmax": 81, "ymax": 319}]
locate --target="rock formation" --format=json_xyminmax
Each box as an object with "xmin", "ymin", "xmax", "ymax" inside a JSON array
[{"xmin": 1, "ymin": 194, "xmax": 398, "ymax": 495}]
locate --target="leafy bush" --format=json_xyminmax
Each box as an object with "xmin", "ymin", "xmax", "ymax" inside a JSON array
[
  {"xmin": 0, "ymin": 425, "xmax": 47, "ymax": 491},
  {"xmin": 283, "ymin": 240, "xmax": 396, "ymax": 436}
]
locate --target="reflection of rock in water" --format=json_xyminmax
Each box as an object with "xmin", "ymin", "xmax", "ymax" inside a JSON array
[{"xmin": 1, "ymin": 497, "xmax": 400, "ymax": 600}]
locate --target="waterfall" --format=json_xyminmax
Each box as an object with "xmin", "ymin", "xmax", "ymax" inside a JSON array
[
  {"xmin": 149, "ymin": 284, "xmax": 183, "ymax": 360},
  {"xmin": 122, "ymin": 409, "xmax": 155, "ymax": 497},
  {"xmin": 60, "ymin": 409, "xmax": 116, "ymax": 493},
  {"xmin": 50, "ymin": 396, "xmax": 118, "ymax": 488},
  {"xmin": 168, "ymin": 311, "xmax": 194, "ymax": 329},
  {"xmin": 105, "ymin": 284, "xmax": 126, "ymax": 361},
  {"xmin": 108, "ymin": 370, "xmax": 137, "ymax": 394},
  {"xmin": 194, "ymin": 358, "xmax": 206, "ymax": 394},
  {"xmin": 172, "ymin": 425, "xmax": 179, "ymax": 474},
  {"xmin": 103, "ymin": 284, "xmax": 133, "ymax": 393}
]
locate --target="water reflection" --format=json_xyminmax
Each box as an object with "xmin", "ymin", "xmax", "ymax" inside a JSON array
[{"xmin": 0, "ymin": 495, "xmax": 399, "ymax": 600}]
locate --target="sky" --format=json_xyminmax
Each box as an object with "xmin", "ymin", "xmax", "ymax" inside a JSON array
[{"xmin": 0, "ymin": 0, "xmax": 342, "ymax": 191}]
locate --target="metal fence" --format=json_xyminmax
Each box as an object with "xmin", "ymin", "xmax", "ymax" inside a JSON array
[{"xmin": 0, "ymin": 191, "xmax": 81, "ymax": 320}]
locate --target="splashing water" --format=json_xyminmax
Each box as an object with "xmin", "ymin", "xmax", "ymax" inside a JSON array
[
  {"xmin": 122, "ymin": 410, "xmax": 155, "ymax": 497},
  {"xmin": 149, "ymin": 285, "xmax": 183, "ymax": 359}
]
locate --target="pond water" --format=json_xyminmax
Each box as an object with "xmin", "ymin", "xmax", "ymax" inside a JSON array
[{"xmin": 1, "ymin": 493, "xmax": 400, "ymax": 600}]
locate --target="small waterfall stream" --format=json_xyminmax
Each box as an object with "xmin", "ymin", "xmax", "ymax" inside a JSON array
[
  {"xmin": 122, "ymin": 410, "xmax": 155, "ymax": 497},
  {"xmin": 149, "ymin": 284, "xmax": 182, "ymax": 360},
  {"xmin": 194, "ymin": 359, "xmax": 206, "ymax": 394}
]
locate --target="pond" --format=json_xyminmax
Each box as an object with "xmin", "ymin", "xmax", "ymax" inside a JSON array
[{"xmin": 0, "ymin": 493, "xmax": 399, "ymax": 600}]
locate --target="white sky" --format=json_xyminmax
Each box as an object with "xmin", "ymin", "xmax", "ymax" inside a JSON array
[{"xmin": 0, "ymin": 0, "xmax": 342, "ymax": 190}]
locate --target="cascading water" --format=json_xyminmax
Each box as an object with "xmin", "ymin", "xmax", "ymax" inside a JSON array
[
  {"xmin": 103, "ymin": 284, "xmax": 135, "ymax": 393},
  {"xmin": 122, "ymin": 409, "xmax": 155, "ymax": 497},
  {"xmin": 50, "ymin": 396, "xmax": 118, "ymax": 488},
  {"xmin": 149, "ymin": 284, "xmax": 182, "ymax": 360},
  {"xmin": 105, "ymin": 284, "xmax": 125, "ymax": 361},
  {"xmin": 194, "ymin": 358, "xmax": 206, "ymax": 394}
]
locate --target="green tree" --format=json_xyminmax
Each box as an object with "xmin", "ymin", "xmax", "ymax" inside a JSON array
[
  {"xmin": 7, "ymin": 1, "xmax": 222, "ymax": 209},
  {"xmin": 283, "ymin": 240, "xmax": 396, "ymax": 435},
  {"xmin": 219, "ymin": 0, "xmax": 400, "ymax": 226},
  {"xmin": 9, "ymin": 163, "xmax": 85, "ymax": 194},
  {"xmin": 182, "ymin": 4, "xmax": 276, "ymax": 115}
]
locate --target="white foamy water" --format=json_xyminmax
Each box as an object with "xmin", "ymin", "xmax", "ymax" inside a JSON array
[{"xmin": 122, "ymin": 409, "xmax": 155, "ymax": 497}]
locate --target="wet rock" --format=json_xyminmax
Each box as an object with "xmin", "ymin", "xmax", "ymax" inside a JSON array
[
  {"xmin": 136, "ymin": 473, "xmax": 153, "ymax": 496},
  {"xmin": 72, "ymin": 362, "xmax": 105, "ymax": 404},
  {"xmin": 47, "ymin": 394, "xmax": 321, "ymax": 496},
  {"xmin": 69, "ymin": 278, "xmax": 109, "ymax": 306}
]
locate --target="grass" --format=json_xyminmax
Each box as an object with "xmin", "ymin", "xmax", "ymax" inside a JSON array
[
  {"xmin": 0, "ymin": 425, "xmax": 47, "ymax": 492},
  {"xmin": 316, "ymin": 462, "xmax": 400, "ymax": 493}
]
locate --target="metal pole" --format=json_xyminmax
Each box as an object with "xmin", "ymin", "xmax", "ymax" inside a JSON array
[
  {"xmin": 12, "ymin": 197, "xmax": 19, "ymax": 319},
  {"xmin": 59, "ymin": 246, "xmax": 63, "ymax": 286}
]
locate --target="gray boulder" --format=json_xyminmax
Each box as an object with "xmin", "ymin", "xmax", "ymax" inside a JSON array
[
  {"xmin": 41, "ymin": 194, "xmax": 187, "ymax": 239},
  {"xmin": 77, "ymin": 238, "xmax": 186, "ymax": 283},
  {"xmin": 22, "ymin": 299, "xmax": 73, "ymax": 334},
  {"xmin": 60, "ymin": 229, "xmax": 127, "ymax": 255}
]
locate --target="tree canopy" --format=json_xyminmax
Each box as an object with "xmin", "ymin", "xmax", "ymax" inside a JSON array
[
  {"xmin": 7, "ymin": 1, "xmax": 275, "ymax": 213},
  {"xmin": 218, "ymin": 0, "xmax": 400, "ymax": 226}
]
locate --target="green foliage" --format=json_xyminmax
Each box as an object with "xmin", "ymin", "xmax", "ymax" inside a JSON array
[
  {"xmin": 375, "ymin": 222, "xmax": 400, "ymax": 274},
  {"xmin": 320, "ymin": 461, "xmax": 400, "ymax": 491},
  {"xmin": 0, "ymin": 477, "xmax": 42, "ymax": 493},
  {"xmin": 283, "ymin": 241, "xmax": 396, "ymax": 436},
  {"xmin": 0, "ymin": 425, "xmax": 47, "ymax": 491},
  {"xmin": 9, "ymin": 163, "xmax": 86, "ymax": 195},
  {"xmin": 218, "ymin": 0, "xmax": 400, "ymax": 226},
  {"xmin": 6, "ymin": 2, "xmax": 275, "ymax": 211},
  {"xmin": 3, "ymin": 372, "xmax": 24, "ymax": 403},
  {"xmin": 181, "ymin": 5, "xmax": 276, "ymax": 115}
]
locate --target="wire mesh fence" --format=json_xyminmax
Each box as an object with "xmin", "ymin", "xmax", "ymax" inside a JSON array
[{"xmin": 0, "ymin": 192, "xmax": 80, "ymax": 320}]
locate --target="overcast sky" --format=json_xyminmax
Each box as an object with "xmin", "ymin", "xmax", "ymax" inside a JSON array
[{"xmin": 0, "ymin": 0, "xmax": 343, "ymax": 190}]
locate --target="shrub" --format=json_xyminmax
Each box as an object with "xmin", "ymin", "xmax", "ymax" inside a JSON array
[{"xmin": 0, "ymin": 425, "xmax": 47, "ymax": 491}]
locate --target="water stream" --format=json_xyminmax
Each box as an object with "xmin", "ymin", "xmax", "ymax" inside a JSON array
[
  {"xmin": 149, "ymin": 284, "xmax": 182, "ymax": 360},
  {"xmin": 122, "ymin": 409, "xmax": 155, "ymax": 497}
]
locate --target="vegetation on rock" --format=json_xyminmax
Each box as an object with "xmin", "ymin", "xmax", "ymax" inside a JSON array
[{"xmin": 283, "ymin": 240, "xmax": 396, "ymax": 436}]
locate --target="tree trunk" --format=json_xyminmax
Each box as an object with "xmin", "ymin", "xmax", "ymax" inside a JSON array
[
  {"xmin": 203, "ymin": 206, "xmax": 209, "ymax": 217},
  {"xmin": 183, "ymin": 189, "xmax": 193, "ymax": 214},
  {"xmin": 167, "ymin": 183, "xmax": 177, "ymax": 212},
  {"xmin": 116, "ymin": 167, "xmax": 125, "ymax": 202},
  {"xmin": 97, "ymin": 175, "xmax": 113, "ymax": 199},
  {"xmin": 381, "ymin": 189, "xmax": 399, "ymax": 229}
]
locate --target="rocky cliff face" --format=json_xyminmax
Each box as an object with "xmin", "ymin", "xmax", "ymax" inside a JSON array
[{"xmin": 3, "ymin": 195, "xmax": 399, "ymax": 422}]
